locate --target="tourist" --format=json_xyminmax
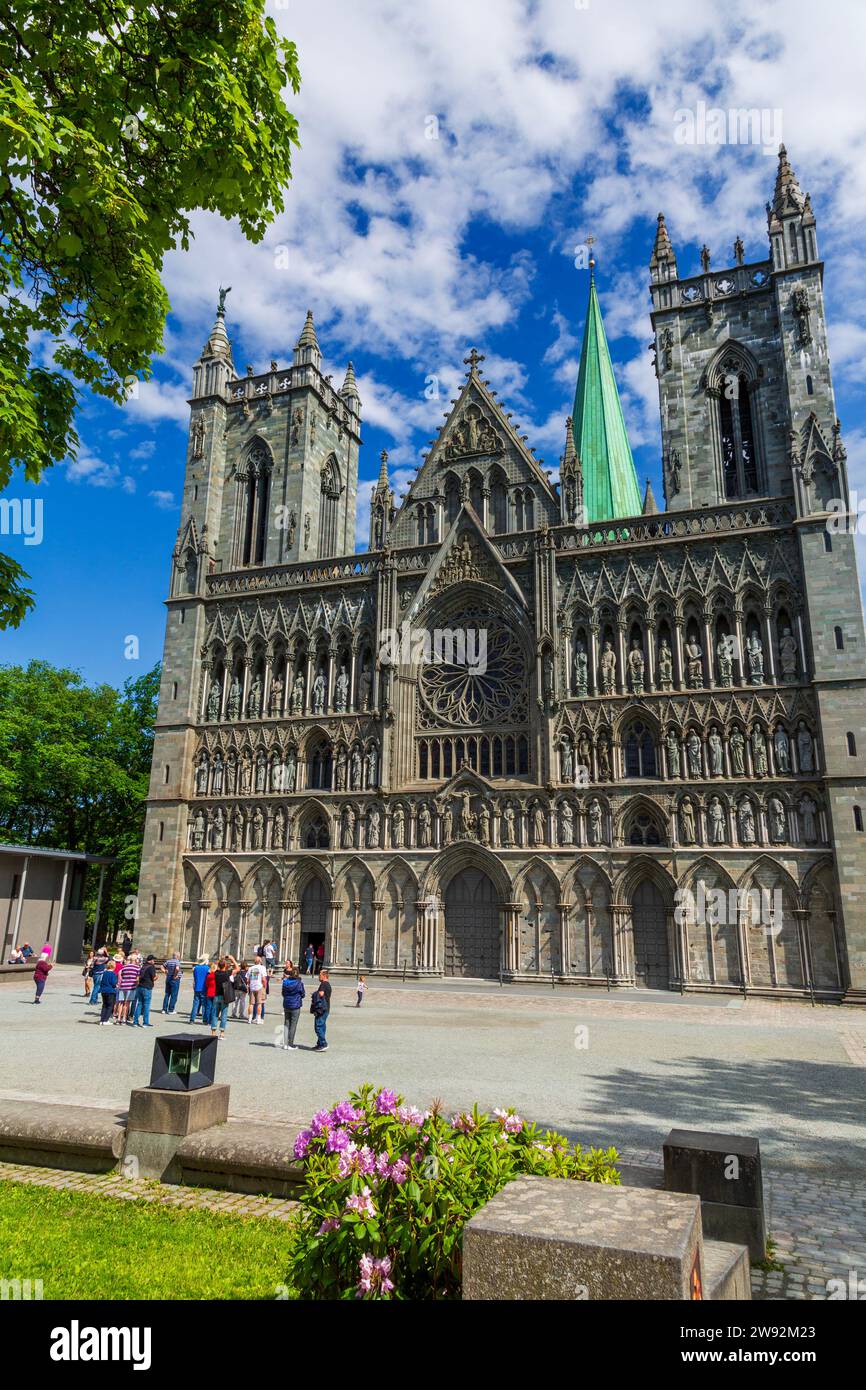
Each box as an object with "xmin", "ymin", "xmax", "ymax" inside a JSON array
[
  {"xmin": 204, "ymin": 961, "xmax": 217, "ymax": 1028},
  {"xmin": 310, "ymin": 968, "xmax": 332, "ymax": 1051},
  {"xmin": 247, "ymin": 955, "xmax": 267, "ymax": 1024},
  {"xmin": 8, "ymin": 946, "xmax": 25, "ymax": 964},
  {"xmin": 314, "ymin": 942, "xmax": 325, "ymax": 976},
  {"xmin": 281, "ymin": 967, "xmax": 305, "ymax": 1049},
  {"xmin": 162, "ymin": 952, "xmax": 182, "ymax": 1014},
  {"xmin": 304, "ymin": 943, "xmax": 314, "ymax": 976},
  {"xmin": 356, "ymin": 974, "xmax": 367, "ymax": 1008},
  {"xmin": 263, "ymin": 939, "xmax": 276, "ymax": 974},
  {"xmin": 230, "ymin": 959, "xmax": 249, "ymax": 1019},
  {"xmin": 132, "ymin": 955, "xmax": 159, "ymax": 1027},
  {"xmin": 97, "ymin": 963, "xmax": 118, "ymax": 1025},
  {"xmin": 90, "ymin": 946, "xmax": 109, "ymax": 1006},
  {"xmin": 83, "ymin": 951, "xmax": 95, "ymax": 997},
  {"xmin": 121, "ymin": 931, "xmax": 133, "ymax": 958},
  {"xmin": 211, "ymin": 959, "xmax": 233, "ymax": 1039},
  {"xmin": 33, "ymin": 952, "xmax": 53, "ymax": 1004},
  {"xmin": 189, "ymin": 955, "xmax": 210, "ymax": 1024},
  {"xmin": 19, "ymin": 942, "xmax": 34, "ymax": 962},
  {"xmin": 117, "ymin": 952, "xmax": 141, "ymax": 1025}
]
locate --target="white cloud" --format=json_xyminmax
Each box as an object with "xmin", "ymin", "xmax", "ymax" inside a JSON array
[
  {"xmin": 149, "ymin": 490, "xmax": 176, "ymax": 510},
  {"xmin": 66, "ymin": 449, "xmax": 122, "ymax": 488}
]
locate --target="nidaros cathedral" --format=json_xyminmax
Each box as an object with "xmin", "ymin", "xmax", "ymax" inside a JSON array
[{"xmin": 137, "ymin": 148, "xmax": 866, "ymax": 1001}]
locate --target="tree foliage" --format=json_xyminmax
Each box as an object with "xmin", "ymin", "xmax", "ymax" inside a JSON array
[
  {"xmin": 0, "ymin": 1, "xmax": 301, "ymax": 623},
  {"xmin": 0, "ymin": 660, "xmax": 160, "ymax": 936}
]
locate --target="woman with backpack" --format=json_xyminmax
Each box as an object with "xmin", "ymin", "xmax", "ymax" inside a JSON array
[
  {"xmin": 231, "ymin": 960, "xmax": 249, "ymax": 1019},
  {"xmin": 211, "ymin": 959, "xmax": 233, "ymax": 1039},
  {"xmin": 280, "ymin": 967, "xmax": 305, "ymax": 1049}
]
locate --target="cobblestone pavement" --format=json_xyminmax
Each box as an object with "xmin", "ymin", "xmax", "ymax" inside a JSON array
[{"xmin": 0, "ymin": 1160, "xmax": 298, "ymax": 1221}]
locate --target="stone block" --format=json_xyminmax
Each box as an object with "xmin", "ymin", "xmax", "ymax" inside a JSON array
[
  {"xmin": 703, "ymin": 1240, "xmax": 752, "ymax": 1300},
  {"xmin": 127, "ymin": 1083, "xmax": 230, "ymax": 1137},
  {"xmin": 663, "ymin": 1128, "xmax": 766, "ymax": 1263},
  {"xmin": 463, "ymin": 1175, "xmax": 704, "ymax": 1301}
]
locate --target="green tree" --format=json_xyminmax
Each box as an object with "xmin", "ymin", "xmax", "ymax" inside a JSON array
[
  {"xmin": 0, "ymin": 2, "xmax": 301, "ymax": 626},
  {"xmin": 0, "ymin": 660, "xmax": 160, "ymax": 938}
]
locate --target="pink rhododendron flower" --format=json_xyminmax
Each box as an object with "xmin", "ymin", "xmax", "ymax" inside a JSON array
[
  {"xmin": 310, "ymin": 1109, "xmax": 332, "ymax": 1137},
  {"xmin": 356, "ymin": 1253, "xmax": 394, "ymax": 1298},
  {"xmin": 375, "ymin": 1151, "xmax": 392, "ymax": 1177},
  {"xmin": 397, "ymin": 1105, "xmax": 425, "ymax": 1126},
  {"xmin": 293, "ymin": 1129, "xmax": 312, "ymax": 1159},
  {"xmin": 375, "ymin": 1088, "xmax": 399, "ymax": 1115},
  {"xmin": 317, "ymin": 1217, "xmax": 340, "ymax": 1235},
  {"xmin": 338, "ymin": 1143, "xmax": 377, "ymax": 1178},
  {"xmin": 331, "ymin": 1101, "xmax": 362, "ymax": 1125},
  {"xmin": 326, "ymin": 1126, "xmax": 352, "ymax": 1153},
  {"xmin": 451, "ymin": 1112, "xmax": 476, "ymax": 1133},
  {"xmin": 345, "ymin": 1186, "xmax": 377, "ymax": 1218},
  {"xmin": 389, "ymin": 1158, "xmax": 409, "ymax": 1185},
  {"xmin": 493, "ymin": 1108, "xmax": 524, "ymax": 1134}
]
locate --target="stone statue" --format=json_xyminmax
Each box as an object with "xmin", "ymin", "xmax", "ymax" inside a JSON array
[
  {"xmin": 657, "ymin": 638, "xmax": 673, "ymax": 687},
  {"xmin": 212, "ymin": 808, "xmax": 224, "ymax": 851},
  {"xmin": 268, "ymin": 673, "xmax": 283, "ymax": 717},
  {"xmin": 774, "ymin": 725, "xmax": 790, "ymax": 773},
  {"xmin": 335, "ymin": 747, "xmax": 347, "ymax": 791},
  {"xmin": 799, "ymin": 796, "xmax": 818, "ymax": 843},
  {"xmin": 232, "ymin": 809, "xmax": 244, "ymax": 850},
  {"xmin": 195, "ymin": 756, "xmax": 209, "ymax": 796},
  {"xmin": 560, "ymin": 738, "xmax": 574, "ymax": 783},
  {"xmin": 578, "ymin": 732, "xmax": 592, "ymax": 776},
  {"xmin": 716, "ymin": 635, "xmax": 734, "ymax": 686},
  {"xmin": 442, "ymin": 801, "xmax": 453, "ymax": 844},
  {"xmin": 542, "ymin": 650, "xmax": 554, "ymax": 704},
  {"xmin": 359, "ymin": 662, "xmax": 373, "ymax": 711},
  {"xmin": 685, "ymin": 636, "xmax": 703, "ymax": 689},
  {"xmin": 365, "ymin": 745, "xmax": 378, "ymax": 788},
  {"xmin": 478, "ymin": 801, "xmax": 491, "ymax": 846},
  {"xmin": 680, "ymin": 797, "xmax": 696, "ymax": 845},
  {"xmin": 226, "ymin": 752, "xmax": 237, "ymax": 794},
  {"xmin": 686, "ymin": 730, "xmax": 702, "ymax": 778},
  {"xmin": 779, "ymin": 627, "xmax": 798, "ymax": 681},
  {"xmin": 275, "ymin": 807, "xmax": 288, "ymax": 849},
  {"xmin": 708, "ymin": 727, "xmax": 723, "ymax": 776},
  {"xmin": 729, "ymin": 728, "xmax": 745, "ymax": 777},
  {"xmin": 247, "ymin": 674, "xmax": 262, "ymax": 719},
  {"xmin": 751, "ymin": 725, "xmax": 767, "ymax": 776},
  {"xmin": 312, "ymin": 670, "xmax": 326, "ymax": 715},
  {"xmin": 392, "ymin": 806, "xmax": 405, "ymax": 848},
  {"xmin": 285, "ymin": 747, "xmax": 297, "ymax": 793},
  {"xmin": 769, "ymin": 797, "xmax": 786, "ymax": 842},
  {"xmin": 597, "ymin": 734, "xmax": 611, "ymax": 781},
  {"xmin": 666, "ymin": 729, "xmax": 681, "ymax": 778},
  {"xmin": 532, "ymin": 803, "xmax": 546, "ymax": 846},
  {"xmin": 747, "ymin": 632, "xmax": 764, "ymax": 685},
  {"xmin": 206, "ymin": 678, "xmax": 221, "ymax": 720},
  {"xmin": 600, "ymin": 641, "xmax": 616, "ymax": 695},
  {"xmin": 270, "ymin": 751, "xmax": 282, "ymax": 792},
  {"xmin": 291, "ymin": 672, "xmax": 305, "ymax": 714},
  {"xmin": 418, "ymin": 803, "xmax": 432, "ymax": 848},
  {"xmin": 587, "ymin": 798, "xmax": 603, "ymax": 845},
  {"xmin": 240, "ymin": 753, "xmax": 251, "ymax": 794},
  {"xmin": 459, "ymin": 790, "xmax": 474, "ymax": 839},
  {"xmin": 708, "ymin": 797, "xmax": 726, "ymax": 845},
  {"xmin": 252, "ymin": 808, "xmax": 264, "ymax": 849},
  {"xmin": 342, "ymin": 807, "xmax": 355, "ymax": 849},
  {"xmin": 367, "ymin": 807, "xmax": 380, "ymax": 849},
  {"xmin": 797, "ymin": 722, "xmax": 814, "ymax": 772},
  {"xmin": 560, "ymin": 801, "xmax": 574, "ymax": 846},
  {"xmin": 212, "ymin": 753, "xmax": 224, "ymax": 794},
  {"xmin": 737, "ymin": 799, "xmax": 756, "ymax": 845},
  {"xmin": 573, "ymin": 642, "xmax": 588, "ymax": 697},
  {"xmin": 335, "ymin": 665, "xmax": 349, "ymax": 713},
  {"xmin": 501, "ymin": 802, "xmax": 516, "ymax": 848},
  {"xmin": 351, "ymin": 747, "xmax": 362, "ymax": 790},
  {"xmin": 256, "ymin": 750, "xmax": 267, "ymax": 792},
  {"xmin": 227, "ymin": 676, "xmax": 241, "ymax": 720},
  {"xmin": 192, "ymin": 810, "xmax": 205, "ymax": 850},
  {"xmin": 627, "ymin": 639, "xmax": 645, "ymax": 696}
]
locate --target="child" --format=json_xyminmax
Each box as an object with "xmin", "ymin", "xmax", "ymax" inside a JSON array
[{"xmin": 356, "ymin": 975, "xmax": 367, "ymax": 1008}]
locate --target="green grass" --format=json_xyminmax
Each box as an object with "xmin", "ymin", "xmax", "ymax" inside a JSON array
[{"xmin": 0, "ymin": 1181, "xmax": 300, "ymax": 1299}]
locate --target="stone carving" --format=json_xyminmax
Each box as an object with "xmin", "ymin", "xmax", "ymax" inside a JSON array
[
  {"xmin": 442, "ymin": 403, "xmax": 502, "ymax": 460},
  {"xmin": 560, "ymin": 801, "xmax": 574, "ymax": 846},
  {"xmin": 226, "ymin": 676, "xmax": 241, "ymax": 721},
  {"xmin": 560, "ymin": 737, "xmax": 574, "ymax": 783},
  {"xmin": 270, "ymin": 751, "xmax": 282, "ymax": 792},
  {"xmin": 212, "ymin": 753, "xmax": 224, "ymax": 794},
  {"xmin": 247, "ymin": 674, "xmax": 263, "ymax": 719},
  {"xmin": 240, "ymin": 753, "xmax": 251, "ymax": 794},
  {"xmin": 252, "ymin": 808, "xmax": 264, "ymax": 849},
  {"xmin": 268, "ymin": 673, "xmax": 283, "ymax": 717},
  {"xmin": 207, "ymin": 678, "xmax": 221, "ymax": 720},
  {"xmin": 226, "ymin": 752, "xmax": 237, "ymax": 795},
  {"xmin": 478, "ymin": 801, "xmax": 491, "ymax": 846},
  {"xmin": 291, "ymin": 672, "xmax": 305, "ymax": 714},
  {"xmin": 657, "ymin": 638, "xmax": 673, "ymax": 688},
  {"xmin": 627, "ymin": 639, "xmax": 645, "ymax": 696},
  {"xmin": 708, "ymin": 727, "xmax": 723, "ymax": 776},
  {"xmin": 442, "ymin": 801, "xmax": 453, "ymax": 844},
  {"xmin": 418, "ymin": 803, "xmax": 432, "ymax": 848},
  {"xmin": 359, "ymin": 662, "xmax": 373, "ymax": 711},
  {"xmin": 578, "ymin": 732, "xmax": 592, "ymax": 778},
  {"xmin": 501, "ymin": 801, "xmax": 516, "ymax": 848},
  {"xmin": 255, "ymin": 750, "xmax": 267, "ymax": 792},
  {"xmin": 716, "ymin": 635, "xmax": 734, "ymax": 686},
  {"xmin": 769, "ymin": 797, "xmax": 786, "ymax": 842},
  {"xmin": 532, "ymin": 802, "xmax": 546, "ymax": 846},
  {"xmin": 680, "ymin": 797, "xmax": 696, "ymax": 845},
  {"xmin": 433, "ymin": 534, "xmax": 496, "ymax": 594},
  {"xmin": 272, "ymin": 807, "xmax": 286, "ymax": 850},
  {"xmin": 212, "ymin": 808, "xmax": 224, "ymax": 850},
  {"xmin": 285, "ymin": 747, "xmax": 297, "ymax": 792},
  {"xmin": 666, "ymin": 729, "xmax": 681, "ymax": 778},
  {"xmin": 335, "ymin": 665, "xmax": 349, "ymax": 713},
  {"xmin": 600, "ymin": 641, "xmax": 616, "ymax": 695},
  {"xmin": 751, "ymin": 725, "xmax": 767, "ymax": 776},
  {"xmin": 737, "ymin": 799, "xmax": 756, "ymax": 845},
  {"xmin": 685, "ymin": 636, "xmax": 703, "ymax": 689},
  {"xmin": 587, "ymin": 798, "xmax": 604, "ymax": 845},
  {"xmin": 747, "ymin": 632, "xmax": 764, "ymax": 685},
  {"xmin": 392, "ymin": 806, "xmax": 405, "ymax": 848},
  {"xmin": 779, "ymin": 627, "xmax": 798, "ymax": 682},
  {"xmin": 365, "ymin": 745, "xmax": 378, "ymax": 789},
  {"xmin": 312, "ymin": 670, "xmax": 326, "ymax": 715},
  {"xmin": 796, "ymin": 722, "xmax": 814, "ymax": 772},
  {"xmin": 597, "ymin": 734, "xmax": 611, "ymax": 781},
  {"xmin": 232, "ymin": 809, "xmax": 243, "ymax": 851},
  {"xmin": 335, "ymin": 747, "xmax": 347, "ymax": 791},
  {"xmin": 799, "ymin": 796, "xmax": 817, "ymax": 843},
  {"xmin": 191, "ymin": 415, "xmax": 205, "ymax": 459},
  {"xmin": 686, "ymin": 730, "xmax": 702, "ymax": 779},
  {"xmin": 351, "ymin": 747, "xmax": 362, "ymax": 791},
  {"xmin": 195, "ymin": 756, "xmax": 208, "ymax": 796},
  {"xmin": 774, "ymin": 725, "xmax": 790, "ymax": 773},
  {"xmin": 573, "ymin": 641, "xmax": 588, "ymax": 697},
  {"xmin": 367, "ymin": 806, "xmax": 381, "ymax": 849},
  {"xmin": 729, "ymin": 729, "xmax": 745, "ymax": 776},
  {"xmin": 192, "ymin": 810, "xmax": 205, "ymax": 850},
  {"xmin": 708, "ymin": 796, "xmax": 726, "ymax": 845},
  {"xmin": 341, "ymin": 806, "xmax": 355, "ymax": 849}
]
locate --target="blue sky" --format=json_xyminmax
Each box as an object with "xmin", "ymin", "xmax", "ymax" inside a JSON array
[{"xmin": 3, "ymin": 0, "xmax": 866, "ymax": 688}]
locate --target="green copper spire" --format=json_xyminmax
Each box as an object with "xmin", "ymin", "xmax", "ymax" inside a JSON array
[{"xmin": 571, "ymin": 264, "xmax": 642, "ymax": 523}]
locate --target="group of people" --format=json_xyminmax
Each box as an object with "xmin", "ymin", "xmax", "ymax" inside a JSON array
[
  {"xmin": 6, "ymin": 940, "xmax": 54, "ymax": 1002},
  {"xmin": 77, "ymin": 939, "xmax": 348, "ymax": 1050}
]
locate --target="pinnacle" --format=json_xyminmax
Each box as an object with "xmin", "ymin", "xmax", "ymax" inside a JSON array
[
  {"xmin": 773, "ymin": 143, "xmax": 805, "ymax": 215},
  {"xmin": 296, "ymin": 309, "xmax": 320, "ymax": 352},
  {"xmin": 650, "ymin": 212, "xmax": 676, "ymax": 269},
  {"xmin": 642, "ymin": 479, "xmax": 659, "ymax": 515},
  {"xmin": 340, "ymin": 360, "xmax": 359, "ymax": 397}
]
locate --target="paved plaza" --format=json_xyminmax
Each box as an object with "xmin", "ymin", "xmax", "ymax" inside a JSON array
[{"xmin": 2, "ymin": 966, "xmax": 865, "ymax": 1299}]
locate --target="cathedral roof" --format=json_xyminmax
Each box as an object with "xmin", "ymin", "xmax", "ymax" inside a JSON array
[{"xmin": 571, "ymin": 268, "xmax": 642, "ymax": 523}]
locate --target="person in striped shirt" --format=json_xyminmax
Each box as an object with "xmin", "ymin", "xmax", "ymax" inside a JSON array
[{"xmin": 116, "ymin": 953, "xmax": 141, "ymax": 1025}]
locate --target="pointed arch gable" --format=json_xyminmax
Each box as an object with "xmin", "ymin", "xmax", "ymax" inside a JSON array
[
  {"xmin": 374, "ymin": 855, "xmax": 420, "ymax": 899},
  {"xmin": 335, "ymin": 855, "xmax": 376, "ymax": 897},
  {"xmin": 560, "ymin": 854, "xmax": 614, "ymax": 901},
  {"xmin": 612, "ymin": 856, "xmax": 676, "ymax": 908},
  {"xmin": 512, "ymin": 856, "xmax": 562, "ymax": 898},
  {"xmin": 421, "ymin": 843, "xmax": 513, "ymax": 903}
]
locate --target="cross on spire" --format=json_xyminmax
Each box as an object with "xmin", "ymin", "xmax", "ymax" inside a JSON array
[
  {"xmin": 585, "ymin": 234, "xmax": 596, "ymax": 275},
  {"xmin": 464, "ymin": 348, "xmax": 486, "ymax": 374}
]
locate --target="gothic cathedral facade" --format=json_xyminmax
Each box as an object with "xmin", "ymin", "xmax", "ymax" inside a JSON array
[{"xmin": 136, "ymin": 148, "xmax": 866, "ymax": 1001}]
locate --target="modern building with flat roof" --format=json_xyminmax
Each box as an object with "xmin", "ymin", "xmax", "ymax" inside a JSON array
[{"xmin": 0, "ymin": 846, "xmax": 113, "ymax": 964}]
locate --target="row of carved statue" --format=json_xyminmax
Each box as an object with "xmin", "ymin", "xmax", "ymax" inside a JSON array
[
  {"xmin": 194, "ymin": 741, "xmax": 379, "ymax": 796},
  {"xmin": 568, "ymin": 622, "xmax": 799, "ymax": 697},
  {"xmin": 204, "ymin": 658, "xmax": 376, "ymax": 722},
  {"xmin": 558, "ymin": 719, "xmax": 816, "ymax": 781}
]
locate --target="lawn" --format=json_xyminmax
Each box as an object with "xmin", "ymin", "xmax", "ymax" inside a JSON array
[{"xmin": 0, "ymin": 1181, "xmax": 299, "ymax": 1300}]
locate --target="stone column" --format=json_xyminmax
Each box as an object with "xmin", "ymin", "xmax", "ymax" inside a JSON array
[
  {"xmin": 262, "ymin": 647, "xmax": 273, "ymax": 720},
  {"xmin": 326, "ymin": 644, "xmax": 337, "ymax": 713},
  {"xmin": 503, "ymin": 901, "xmax": 521, "ymax": 974},
  {"xmin": 349, "ymin": 645, "xmax": 358, "ymax": 713},
  {"xmin": 589, "ymin": 623, "xmax": 600, "ymax": 696},
  {"xmin": 645, "ymin": 620, "xmax": 656, "ymax": 691},
  {"xmin": 327, "ymin": 898, "xmax": 341, "ymax": 965},
  {"xmin": 701, "ymin": 611, "xmax": 714, "ymax": 687},
  {"xmin": 733, "ymin": 608, "xmax": 746, "ymax": 685},
  {"xmin": 240, "ymin": 657, "xmax": 252, "ymax": 720},
  {"xmin": 615, "ymin": 622, "xmax": 627, "ymax": 695},
  {"xmin": 610, "ymin": 905, "xmax": 631, "ymax": 980},
  {"xmin": 762, "ymin": 608, "xmax": 777, "ymax": 683},
  {"xmin": 557, "ymin": 901, "xmax": 570, "ymax": 975},
  {"xmin": 238, "ymin": 901, "xmax": 251, "ymax": 960},
  {"xmin": 673, "ymin": 618, "xmax": 685, "ymax": 690},
  {"xmin": 305, "ymin": 649, "xmax": 315, "ymax": 714},
  {"xmin": 372, "ymin": 900, "xmax": 384, "ymax": 967},
  {"xmin": 735, "ymin": 902, "xmax": 749, "ymax": 987},
  {"xmin": 795, "ymin": 611, "xmax": 808, "ymax": 681}
]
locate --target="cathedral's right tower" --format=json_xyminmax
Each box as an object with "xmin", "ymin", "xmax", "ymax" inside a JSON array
[{"xmin": 650, "ymin": 146, "xmax": 866, "ymax": 1000}]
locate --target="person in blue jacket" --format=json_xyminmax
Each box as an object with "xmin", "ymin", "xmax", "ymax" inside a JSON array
[
  {"xmin": 280, "ymin": 967, "xmax": 305, "ymax": 1050},
  {"xmin": 189, "ymin": 955, "xmax": 210, "ymax": 1024}
]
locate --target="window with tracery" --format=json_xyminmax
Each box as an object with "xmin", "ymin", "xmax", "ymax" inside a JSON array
[
  {"xmin": 624, "ymin": 721, "xmax": 656, "ymax": 778},
  {"xmin": 319, "ymin": 456, "xmax": 341, "ymax": 557},
  {"xmin": 717, "ymin": 361, "xmax": 759, "ymax": 498},
  {"xmin": 240, "ymin": 445, "xmax": 272, "ymax": 566}
]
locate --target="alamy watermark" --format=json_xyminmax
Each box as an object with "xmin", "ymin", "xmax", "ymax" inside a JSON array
[
  {"xmin": 0, "ymin": 497, "xmax": 43, "ymax": 545},
  {"xmin": 675, "ymin": 885, "xmax": 784, "ymax": 935},
  {"xmin": 378, "ymin": 622, "xmax": 487, "ymax": 674},
  {"xmin": 674, "ymin": 101, "xmax": 782, "ymax": 155}
]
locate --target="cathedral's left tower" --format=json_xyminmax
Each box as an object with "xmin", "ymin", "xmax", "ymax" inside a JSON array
[{"xmin": 135, "ymin": 297, "xmax": 362, "ymax": 957}]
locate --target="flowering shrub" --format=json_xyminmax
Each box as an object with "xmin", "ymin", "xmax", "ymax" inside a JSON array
[{"xmin": 288, "ymin": 1083, "xmax": 620, "ymax": 1300}]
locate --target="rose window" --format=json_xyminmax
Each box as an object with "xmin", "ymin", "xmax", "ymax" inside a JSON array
[{"xmin": 418, "ymin": 611, "xmax": 527, "ymax": 727}]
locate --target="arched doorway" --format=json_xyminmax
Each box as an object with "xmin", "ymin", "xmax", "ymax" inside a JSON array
[
  {"xmin": 631, "ymin": 879, "xmax": 670, "ymax": 989},
  {"xmin": 444, "ymin": 867, "xmax": 500, "ymax": 978},
  {"xmin": 301, "ymin": 876, "xmax": 328, "ymax": 967}
]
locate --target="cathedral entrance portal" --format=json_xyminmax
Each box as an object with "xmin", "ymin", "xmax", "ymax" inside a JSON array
[
  {"xmin": 631, "ymin": 879, "xmax": 671, "ymax": 989},
  {"xmin": 444, "ymin": 867, "xmax": 500, "ymax": 978},
  {"xmin": 301, "ymin": 877, "xmax": 328, "ymax": 965}
]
